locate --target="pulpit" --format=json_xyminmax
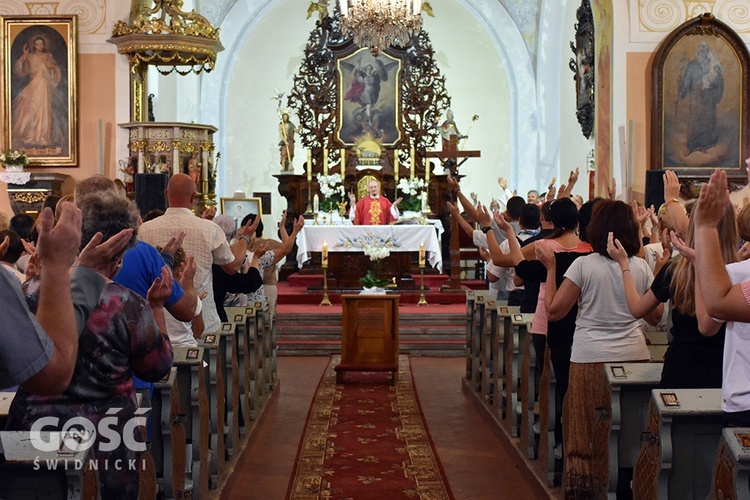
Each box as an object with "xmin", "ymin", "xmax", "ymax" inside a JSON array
[{"xmin": 335, "ymin": 294, "xmax": 400, "ymax": 384}]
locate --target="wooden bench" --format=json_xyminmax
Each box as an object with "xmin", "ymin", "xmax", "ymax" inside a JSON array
[
  {"xmin": 478, "ymin": 297, "xmax": 498, "ymax": 403},
  {"xmin": 518, "ymin": 317, "xmax": 538, "ymax": 460},
  {"xmin": 217, "ymin": 321, "xmax": 241, "ymax": 459},
  {"xmin": 150, "ymin": 367, "xmax": 186, "ymax": 500},
  {"xmin": 199, "ymin": 330, "xmax": 226, "ymax": 488},
  {"xmin": 173, "ymin": 345, "xmax": 211, "ymax": 499},
  {"xmin": 536, "ymin": 347, "xmax": 559, "ymax": 486},
  {"xmin": 632, "ymin": 388, "xmax": 723, "ymax": 499},
  {"xmin": 595, "ymin": 362, "xmax": 663, "ymax": 499},
  {"xmin": 0, "ymin": 430, "xmax": 99, "ymax": 500},
  {"xmin": 505, "ymin": 311, "xmax": 531, "ymax": 438},
  {"xmin": 497, "ymin": 305, "xmax": 520, "ymax": 424},
  {"xmin": 464, "ymin": 289, "xmax": 478, "ymax": 381},
  {"xmin": 710, "ymin": 427, "xmax": 750, "ymax": 500}
]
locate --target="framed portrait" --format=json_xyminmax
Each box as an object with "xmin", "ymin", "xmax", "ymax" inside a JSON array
[
  {"xmin": 336, "ymin": 47, "xmax": 402, "ymax": 146},
  {"xmin": 1, "ymin": 16, "xmax": 78, "ymax": 167},
  {"xmin": 220, "ymin": 197, "xmax": 263, "ymax": 233},
  {"xmin": 651, "ymin": 14, "xmax": 749, "ymax": 181}
]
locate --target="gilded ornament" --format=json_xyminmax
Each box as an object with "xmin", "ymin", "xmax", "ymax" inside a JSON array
[
  {"xmin": 148, "ymin": 141, "xmax": 169, "ymax": 152},
  {"xmin": 12, "ymin": 192, "xmax": 47, "ymax": 204}
]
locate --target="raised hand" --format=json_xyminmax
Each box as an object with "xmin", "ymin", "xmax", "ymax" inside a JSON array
[
  {"xmin": 292, "ymin": 215, "xmax": 305, "ymax": 232},
  {"xmin": 670, "ymin": 230, "xmax": 695, "ymax": 263},
  {"xmin": 447, "ymin": 176, "xmax": 460, "ymax": 193},
  {"xmin": 568, "ymin": 167, "xmax": 580, "ymax": 186},
  {"xmin": 147, "ymin": 265, "xmax": 174, "ymax": 309},
  {"xmin": 77, "ymin": 228, "xmax": 134, "ymax": 271},
  {"xmin": 497, "ymin": 177, "xmax": 508, "ymax": 190},
  {"xmin": 547, "ymin": 176, "xmax": 557, "ymax": 192},
  {"xmin": 606, "ymin": 231, "xmax": 629, "ymax": 266},
  {"xmin": 348, "ymin": 191, "xmax": 357, "ymax": 205},
  {"xmin": 493, "ymin": 210, "xmax": 512, "ymax": 233},
  {"xmin": 239, "ymin": 214, "xmax": 261, "ymax": 238},
  {"xmin": 393, "ymin": 196, "xmax": 403, "ymax": 207},
  {"xmin": 201, "ymin": 206, "xmax": 217, "ymax": 220},
  {"xmin": 37, "ymin": 204, "xmax": 81, "ymax": 270},
  {"xmin": 694, "ymin": 169, "xmax": 730, "ymax": 229},
  {"xmin": 476, "ymin": 202, "xmax": 493, "ymax": 228},
  {"xmin": 177, "ymin": 255, "xmax": 197, "ymax": 290},
  {"xmin": 162, "ymin": 231, "xmax": 186, "ymax": 256},
  {"xmin": 739, "ymin": 241, "xmax": 750, "ymax": 261},
  {"xmin": 663, "ymin": 170, "xmax": 681, "ymax": 201},
  {"xmin": 252, "ymin": 239, "xmax": 270, "ymax": 258},
  {"xmin": 606, "ymin": 177, "xmax": 617, "ymax": 199}
]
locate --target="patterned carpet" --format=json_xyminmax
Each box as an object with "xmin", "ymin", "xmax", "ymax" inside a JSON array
[{"xmin": 286, "ymin": 356, "xmax": 453, "ymax": 499}]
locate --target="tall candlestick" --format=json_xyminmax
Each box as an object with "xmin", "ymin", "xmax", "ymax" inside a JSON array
[
  {"xmin": 200, "ymin": 148, "xmax": 207, "ymax": 180},
  {"xmin": 340, "ymin": 148, "xmax": 346, "ymax": 177},
  {"xmin": 425, "ymin": 157, "xmax": 430, "ymax": 183},
  {"xmin": 410, "ymin": 147, "xmax": 415, "ymax": 179},
  {"xmin": 323, "ymin": 148, "xmax": 328, "ymax": 175},
  {"xmin": 322, "ymin": 241, "xmax": 328, "ymax": 265},
  {"xmin": 419, "ymin": 242, "xmax": 425, "ymax": 266},
  {"xmin": 395, "ymin": 154, "xmax": 400, "ymax": 184},
  {"xmin": 307, "ymin": 149, "xmax": 312, "ymax": 181},
  {"xmin": 313, "ymin": 194, "xmax": 319, "ymax": 213}
]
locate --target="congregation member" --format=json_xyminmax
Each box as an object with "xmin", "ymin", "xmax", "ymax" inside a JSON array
[
  {"xmin": 139, "ymin": 173, "xmax": 259, "ymax": 334},
  {"xmin": 689, "ymin": 169, "xmax": 750, "ymax": 427},
  {"xmin": 348, "ymin": 178, "xmax": 402, "ymax": 225},
  {"xmin": 7, "ymin": 191, "xmax": 173, "ymax": 500},
  {"xmin": 538, "ymin": 199, "xmax": 663, "ymax": 497},
  {"xmin": 610, "ymin": 203, "xmax": 737, "ymax": 388},
  {"xmin": 0, "ymin": 230, "xmax": 26, "ymax": 282},
  {"xmin": 1, "ymin": 203, "xmax": 130, "ymax": 394}
]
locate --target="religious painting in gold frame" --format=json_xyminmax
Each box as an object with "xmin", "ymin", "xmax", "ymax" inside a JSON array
[
  {"xmin": 336, "ymin": 47, "xmax": 402, "ymax": 147},
  {"xmin": 651, "ymin": 14, "xmax": 749, "ymax": 180},
  {"xmin": 220, "ymin": 197, "xmax": 263, "ymax": 234},
  {"xmin": 1, "ymin": 16, "xmax": 78, "ymax": 167}
]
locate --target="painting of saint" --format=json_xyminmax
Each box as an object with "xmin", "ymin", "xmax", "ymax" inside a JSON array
[
  {"xmin": 9, "ymin": 25, "xmax": 69, "ymax": 157},
  {"xmin": 337, "ymin": 48, "xmax": 401, "ymax": 146},
  {"xmin": 663, "ymin": 36, "xmax": 740, "ymax": 169}
]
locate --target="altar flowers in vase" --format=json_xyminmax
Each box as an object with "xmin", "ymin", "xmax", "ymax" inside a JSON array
[
  {"xmin": 360, "ymin": 244, "xmax": 392, "ymax": 292},
  {"xmin": 1, "ymin": 149, "xmax": 29, "ymax": 172},
  {"xmin": 316, "ymin": 173, "xmax": 346, "ymax": 212},
  {"xmin": 396, "ymin": 177, "xmax": 426, "ymax": 214}
]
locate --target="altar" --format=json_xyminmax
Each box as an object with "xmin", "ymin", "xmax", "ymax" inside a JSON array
[{"xmin": 296, "ymin": 225, "xmax": 442, "ymax": 289}]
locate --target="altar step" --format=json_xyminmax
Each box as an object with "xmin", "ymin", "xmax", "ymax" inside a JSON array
[{"xmin": 275, "ymin": 304, "xmax": 466, "ymax": 357}]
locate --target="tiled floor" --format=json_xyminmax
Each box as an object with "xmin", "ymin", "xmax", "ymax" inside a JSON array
[{"xmin": 220, "ymin": 357, "xmax": 551, "ymax": 499}]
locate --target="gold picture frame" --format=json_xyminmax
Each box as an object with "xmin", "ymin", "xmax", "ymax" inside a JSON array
[
  {"xmin": 1, "ymin": 15, "xmax": 78, "ymax": 167},
  {"xmin": 220, "ymin": 197, "xmax": 263, "ymax": 233}
]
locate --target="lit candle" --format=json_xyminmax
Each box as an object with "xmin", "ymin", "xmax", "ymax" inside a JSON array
[
  {"xmin": 413, "ymin": 0, "xmax": 421, "ymax": 15},
  {"xmin": 307, "ymin": 149, "xmax": 312, "ymax": 181},
  {"xmin": 339, "ymin": 0, "xmax": 347, "ymax": 15},
  {"xmin": 340, "ymin": 148, "xmax": 346, "ymax": 177},
  {"xmin": 323, "ymin": 148, "xmax": 328, "ymax": 175},
  {"xmin": 322, "ymin": 241, "xmax": 328, "ymax": 266},
  {"xmin": 410, "ymin": 147, "xmax": 415, "ymax": 179},
  {"xmin": 313, "ymin": 193, "xmax": 319, "ymax": 213},
  {"xmin": 421, "ymin": 191, "xmax": 427, "ymax": 213},
  {"xmin": 419, "ymin": 242, "xmax": 425, "ymax": 266}
]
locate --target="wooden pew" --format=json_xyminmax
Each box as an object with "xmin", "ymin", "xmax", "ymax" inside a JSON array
[
  {"xmin": 710, "ymin": 427, "xmax": 750, "ymax": 500},
  {"xmin": 489, "ymin": 302, "xmax": 508, "ymax": 421},
  {"xmin": 173, "ymin": 345, "xmax": 211, "ymax": 499},
  {"xmin": 0, "ymin": 430, "xmax": 99, "ymax": 500},
  {"xmin": 150, "ymin": 367, "xmax": 186, "ymax": 500},
  {"xmin": 224, "ymin": 306, "xmax": 254, "ymax": 436},
  {"xmin": 594, "ymin": 362, "xmax": 663, "ymax": 499},
  {"xmin": 536, "ymin": 347, "xmax": 559, "ymax": 486},
  {"xmin": 199, "ymin": 331, "xmax": 225, "ymax": 488},
  {"xmin": 478, "ymin": 296, "xmax": 497, "ymax": 402},
  {"xmin": 465, "ymin": 289, "xmax": 477, "ymax": 381},
  {"xmin": 496, "ymin": 305, "xmax": 520, "ymax": 423},
  {"xmin": 519, "ymin": 317, "xmax": 538, "ymax": 460},
  {"xmin": 217, "ymin": 321, "xmax": 241, "ymax": 460},
  {"xmin": 468, "ymin": 291, "xmax": 496, "ymax": 391},
  {"xmin": 647, "ymin": 344, "xmax": 668, "ymax": 362},
  {"xmin": 632, "ymin": 388, "xmax": 723, "ymax": 499},
  {"xmin": 505, "ymin": 312, "xmax": 532, "ymax": 438}
]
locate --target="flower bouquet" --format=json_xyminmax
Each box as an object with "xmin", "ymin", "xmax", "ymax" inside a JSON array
[
  {"xmin": 1, "ymin": 149, "xmax": 29, "ymax": 172},
  {"xmin": 359, "ymin": 244, "xmax": 391, "ymax": 289},
  {"xmin": 396, "ymin": 177, "xmax": 426, "ymax": 213},
  {"xmin": 316, "ymin": 173, "xmax": 347, "ymax": 212}
]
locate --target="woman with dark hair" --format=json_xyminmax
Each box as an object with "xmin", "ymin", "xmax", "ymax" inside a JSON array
[
  {"xmin": 538, "ymin": 199, "xmax": 663, "ymax": 497},
  {"xmin": 7, "ymin": 190, "xmax": 173, "ymax": 500},
  {"xmin": 609, "ymin": 203, "xmax": 737, "ymax": 389}
]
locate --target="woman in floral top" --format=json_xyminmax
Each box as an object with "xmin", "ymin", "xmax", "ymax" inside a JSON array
[{"xmin": 7, "ymin": 190, "xmax": 173, "ymax": 500}]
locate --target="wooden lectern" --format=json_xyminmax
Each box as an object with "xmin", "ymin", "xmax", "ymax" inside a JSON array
[{"xmin": 335, "ymin": 295, "xmax": 400, "ymax": 384}]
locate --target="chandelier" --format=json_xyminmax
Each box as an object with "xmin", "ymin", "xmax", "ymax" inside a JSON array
[{"xmin": 339, "ymin": 0, "xmax": 423, "ymax": 55}]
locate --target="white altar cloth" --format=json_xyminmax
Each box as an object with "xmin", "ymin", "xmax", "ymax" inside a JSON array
[{"xmin": 296, "ymin": 225, "xmax": 442, "ymax": 272}]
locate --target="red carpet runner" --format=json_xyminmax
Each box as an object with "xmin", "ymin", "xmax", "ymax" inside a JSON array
[{"xmin": 287, "ymin": 356, "xmax": 453, "ymax": 499}]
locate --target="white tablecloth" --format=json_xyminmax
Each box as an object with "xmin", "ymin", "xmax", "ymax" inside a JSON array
[{"xmin": 296, "ymin": 225, "xmax": 442, "ymax": 272}]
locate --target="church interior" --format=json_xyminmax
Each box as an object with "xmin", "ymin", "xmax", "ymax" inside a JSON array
[{"xmin": 2, "ymin": 0, "xmax": 750, "ymax": 498}]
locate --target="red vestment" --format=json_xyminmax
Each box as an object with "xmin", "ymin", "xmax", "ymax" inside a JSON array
[{"xmin": 354, "ymin": 196, "xmax": 395, "ymax": 225}]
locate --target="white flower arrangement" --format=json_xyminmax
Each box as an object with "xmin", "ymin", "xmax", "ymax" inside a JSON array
[
  {"xmin": 0, "ymin": 149, "xmax": 29, "ymax": 166},
  {"xmin": 316, "ymin": 173, "xmax": 346, "ymax": 199},
  {"xmin": 397, "ymin": 177, "xmax": 426, "ymax": 212},
  {"xmin": 363, "ymin": 245, "xmax": 391, "ymax": 261}
]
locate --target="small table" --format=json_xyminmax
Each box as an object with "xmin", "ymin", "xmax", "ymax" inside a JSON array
[{"xmin": 335, "ymin": 294, "xmax": 400, "ymax": 384}]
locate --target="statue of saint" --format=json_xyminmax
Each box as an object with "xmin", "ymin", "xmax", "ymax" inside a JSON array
[{"xmin": 279, "ymin": 113, "xmax": 297, "ymax": 172}]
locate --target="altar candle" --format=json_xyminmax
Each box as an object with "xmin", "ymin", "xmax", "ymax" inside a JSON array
[
  {"xmin": 307, "ymin": 149, "xmax": 312, "ymax": 181},
  {"xmin": 425, "ymin": 157, "xmax": 430, "ymax": 183},
  {"xmin": 322, "ymin": 241, "xmax": 328, "ymax": 266},
  {"xmin": 340, "ymin": 148, "xmax": 346, "ymax": 177},
  {"xmin": 421, "ymin": 191, "xmax": 428, "ymax": 213},
  {"xmin": 313, "ymin": 194, "xmax": 319, "ymax": 213},
  {"xmin": 410, "ymin": 147, "xmax": 415, "ymax": 179},
  {"xmin": 200, "ymin": 148, "xmax": 207, "ymax": 180},
  {"xmin": 395, "ymin": 155, "xmax": 400, "ymax": 184},
  {"xmin": 419, "ymin": 242, "xmax": 425, "ymax": 266},
  {"xmin": 323, "ymin": 148, "xmax": 328, "ymax": 175}
]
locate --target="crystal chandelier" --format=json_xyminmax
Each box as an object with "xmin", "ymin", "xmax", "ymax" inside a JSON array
[{"xmin": 339, "ymin": 0, "xmax": 423, "ymax": 55}]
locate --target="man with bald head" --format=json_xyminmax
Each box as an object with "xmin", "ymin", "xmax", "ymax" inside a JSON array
[{"xmin": 139, "ymin": 174, "xmax": 258, "ymax": 333}]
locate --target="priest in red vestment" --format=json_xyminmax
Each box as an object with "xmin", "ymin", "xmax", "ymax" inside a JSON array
[{"xmin": 348, "ymin": 179, "xmax": 402, "ymax": 225}]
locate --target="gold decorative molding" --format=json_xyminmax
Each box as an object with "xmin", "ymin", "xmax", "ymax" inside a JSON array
[
  {"xmin": 149, "ymin": 128, "xmax": 169, "ymax": 138},
  {"xmin": 12, "ymin": 192, "xmax": 47, "ymax": 204},
  {"xmin": 147, "ymin": 140, "xmax": 169, "ymax": 152}
]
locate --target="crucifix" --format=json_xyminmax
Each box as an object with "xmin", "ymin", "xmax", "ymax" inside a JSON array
[{"xmin": 424, "ymin": 130, "xmax": 481, "ymax": 291}]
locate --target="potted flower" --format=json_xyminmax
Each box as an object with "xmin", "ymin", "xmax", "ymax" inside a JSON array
[
  {"xmin": 1, "ymin": 149, "xmax": 29, "ymax": 172},
  {"xmin": 316, "ymin": 173, "xmax": 347, "ymax": 213},
  {"xmin": 359, "ymin": 244, "xmax": 392, "ymax": 291},
  {"xmin": 396, "ymin": 177, "xmax": 426, "ymax": 214}
]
